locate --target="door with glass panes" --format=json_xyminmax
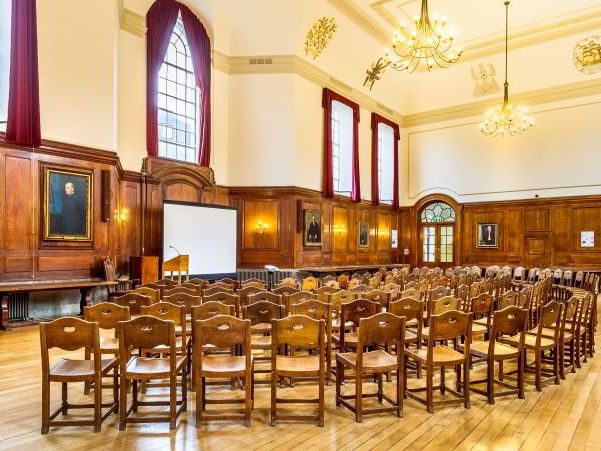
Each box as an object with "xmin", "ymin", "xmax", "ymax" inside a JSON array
[{"xmin": 419, "ymin": 202, "xmax": 456, "ymax": 267}]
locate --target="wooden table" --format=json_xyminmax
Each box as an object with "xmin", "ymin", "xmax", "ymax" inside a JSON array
[
  {"xmin": 297, "ymin": 264, "xmax": 409, "ymax": 275},
  {"xmin": 0, "ymin": 280, "xmax": 118, "ymax": 330}
]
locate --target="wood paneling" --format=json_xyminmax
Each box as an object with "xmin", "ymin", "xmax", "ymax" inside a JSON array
[
  {"xmin": 242, "ymin": 200, "xmax": 279, "ymax": 250},
  {"xmin": 524, "ymin": 209, "xmax": 550, "ymax": 231}
]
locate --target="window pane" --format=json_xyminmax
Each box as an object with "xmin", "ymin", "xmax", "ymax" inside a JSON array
[
  {"xmin": 377, "ymin": 123, "xmax": 395, "ymax": 204},
  {"xmin": 422, "ymin": 226, "xmax": 436, "ymax": 263},
  {"xmin": 331, "ymin": 100, "xmax": 354, "ymax": 196},
  {"xmin": 420, "ymin": 202, "xmax": 456, "ymax": 223},
  {"xmin": 440, "ymin": 226, "xmax": 454, "ymax": 263},
  {"xmin": 0, "ymin": 0, "xmax": 11, "ymax": 132}
]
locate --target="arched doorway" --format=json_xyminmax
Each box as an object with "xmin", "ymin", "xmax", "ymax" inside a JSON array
[{"xmin": 417, "ymin": 198, "xmax": 458, "ymax": 268}]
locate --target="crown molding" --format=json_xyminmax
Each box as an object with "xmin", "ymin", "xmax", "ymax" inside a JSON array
[
  {"xmin": 213, "ymin": 51, "xmax": 404, "ymax": 125},
  {"xmin": 403, "ymin": 78, "xmax": 601, "ymax": 128},
  {"xmin": 326, "ymin": 0, "xmax": 390, "ymax": 45},
  {"xmin": 120, "ymin": 7, "xmax": 146, "ymax": 37}
]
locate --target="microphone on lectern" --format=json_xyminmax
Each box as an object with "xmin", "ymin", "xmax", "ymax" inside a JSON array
[{"xmin": 169, "ymin": 245, "xmax": 181, "ymax": 256}]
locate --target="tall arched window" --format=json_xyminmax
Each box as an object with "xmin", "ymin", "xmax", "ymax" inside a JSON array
[{"xmin": 157, "ymin": 15, "xmax": 198, "ymax": 163}]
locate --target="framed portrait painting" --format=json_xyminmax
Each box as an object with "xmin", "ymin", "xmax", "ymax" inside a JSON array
[
  {"xmin": 477, "ymin": 223, "xmax": 498, "ymax": 248},
  {"xmin": 303, "ymin": 209, "xmax": 322, "ymax": 247},
  {"xmin": 358, "ymin": 221, "xmax": 369, "ymax": 248},
  {"xmin": 43, "ymin": 167, "xmax": 93, "ymax": 241}
]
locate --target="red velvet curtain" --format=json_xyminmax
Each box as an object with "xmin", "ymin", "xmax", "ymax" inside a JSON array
[
  {"xmin": 6, "ymin": 0, "xmax": 41, "ymax": 147},
  {"xmin": 371, "ymin": 113, "xmax": 400, "ymax": 208},
  {"xmin": 322, "ymin": 88, "xmax": 361, "ymax": 202},
  {"xmin": 180, "ymin": 6, "xmax": 211, "ymax": 166},
  {"xmin": 146, "ymin": 0, "xmax": 180, "ymax": 157}
]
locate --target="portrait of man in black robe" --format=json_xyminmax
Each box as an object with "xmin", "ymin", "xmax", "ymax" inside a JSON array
[
  {"xmin": 304, "ymin": 210, "xmax": 322, "ymax": 246},
  {"xmin": 46, "ymin": 170, "xmax": 91, "ymax": 240},
  {"xmin": 477, "ymin": 223, "xmax": 498, "ymax": 248}
]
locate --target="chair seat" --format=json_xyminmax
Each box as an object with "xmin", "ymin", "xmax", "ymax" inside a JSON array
[
  {"xmin": 532, "ymin": 326, "xmax": 571, "ymax": 340},
  {"xmin": 405, "ymin": 329, "xmax": 418, "ymax": 342},
  {"xmin": 251, "ymin": 322, "xmax": 271, "ymax": 333},
  {"xmin": 501, "ymin": 333, "xmax": 555, "ymax": 349},
  {"xmin": 99, "ymin": 337, "xmax": 119, "ymax": 353},
  {"xmin": 473, "ymin": 317, "xmax": 488, "ymax": 327},
  {"xmin": 200, "ymin": 355, "xmax": 250, "ymax": 376},
  {"xmin": 50, "ymin": 357, "xmax": 117, "ymax": 380},
  {"xmin": 331, "ymin": 319, "xmax": 354, "ymax": 329},
  {"xmin": 332, "ymin": 332, "xmax": 358, "ymax": 346},
  {"xmin": 125, "ymin": 356, "xmax": 187, "ymax": 378},
  {"xmin": 565, "ymin": 321, "xmax": 586, "ymax": 336},
  {"xmin": 469, "ymin": 341, "xmax": 520, "ymax": 359},
  {"xmin": 275, "ymin": 355, "xmax": 320, "ymax": 376},
  {"xmin": 406, "ymin": 345, "xmax": 465, "ymax": 365},
  {"xmin": 472, "ymin": 323, "xmax": 488, "ymax": 335},
  {"xmin": 336, "ymin": 350, "xmax": 398, "ymax": 372},
  {"xmin": 250, "ymin": 334, "xmax": 272, "ymax": 349}
]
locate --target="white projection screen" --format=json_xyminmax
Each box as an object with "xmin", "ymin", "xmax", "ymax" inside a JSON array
[{"xmin": 163, "ymin": 201, "xmax": 238, "ymax": 278}]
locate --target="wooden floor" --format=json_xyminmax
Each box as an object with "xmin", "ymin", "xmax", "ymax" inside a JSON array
[{"xmin": 1, "ymin": 303, "xmax": 600, "ymax": 451}]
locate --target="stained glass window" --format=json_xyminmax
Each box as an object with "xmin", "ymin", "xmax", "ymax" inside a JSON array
[{"xmin": 420, "ymin": 202, "xmax": 455, "ymax": 223}]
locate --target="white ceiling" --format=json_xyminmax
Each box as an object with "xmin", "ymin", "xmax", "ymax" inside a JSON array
[{"xmin": 358, "ymin": 0, "xmax": 601, "ymax": 45}]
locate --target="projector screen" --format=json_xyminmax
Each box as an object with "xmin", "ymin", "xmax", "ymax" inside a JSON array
[{"xmin": 163, "ymin": 201, "xmax": 237, "ymax": 278}]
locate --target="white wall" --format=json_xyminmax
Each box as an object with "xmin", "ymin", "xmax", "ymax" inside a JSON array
[
  {"xmin": 402, "ymin": 94, "xmax": 601, "ymax": 205},
  {"xmin": 37, "ymin": 0, "xmax": 119, "ymax": 151}
]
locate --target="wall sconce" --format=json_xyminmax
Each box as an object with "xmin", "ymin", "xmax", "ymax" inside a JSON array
[
  {"xmin": 256, "ymin": 220, "xmax": 268, "ymax": 235},
  {"xmin": 115, "ymin": 208, "xmax": 128, "ymax": 223},
  {"xmin": 333, "ymin": 224, "xmax": 347, "ymax": 234}
]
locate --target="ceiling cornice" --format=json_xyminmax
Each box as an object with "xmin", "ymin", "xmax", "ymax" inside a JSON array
[
  {"xmin": 119, "ymin": 7, "xmax": 146, "ymax": 37},
  {"xmin": 326, "ymin": 0, "xmax": 390, "ymax": 45},
  {"xmin": 403, "ymin": 78, "xmax": 601, "ymax": 128}
]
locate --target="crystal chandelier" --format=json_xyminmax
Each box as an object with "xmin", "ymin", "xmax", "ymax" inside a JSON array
[
  {"xmin": 480, "ymin": 1, "xmax": 534, "ymax": 137},
  {"xmin": 364, "ymin": 0, "xmax": 462, "ymax": 89}
]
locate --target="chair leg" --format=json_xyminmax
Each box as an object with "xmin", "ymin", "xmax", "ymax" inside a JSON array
[
  {"xmin": 169, "ymin": 374, "xmax": 176, "ymax": 430},
  {"xmin": 196, "ymin": 374, "xmax": 203, "ymax": 427},
  {"xmin": 119, "ymin": 374, "xmax": 127, "ymax": 431},
  {"xmin": 553, "ymin": 345, "xmax": 560, "ymax": 385},
  {"xmin": 487, "ymin": 358, "xmax": 495, "ymax": 405},
  {"xmin": 498, "ymin": 360, "xmax": 504, "ymax": 381},
  {"xmin": 518, "ymin": 351, "xmax": 525, "ymax": 400},
  {"xmin": 397, "ymin": 366, "xmax": 404, "ymax": 418},
  {"xmin": 181, "ymin": 365, "xmax": 188, "ymax": 412},
  {"xmin": 558, "ymin": 341, "xmax": 566, "ymax": 380},
  {"xmin": 463, "ymin": 361, "xmax": 471, "ymax": 409},
  {"xmin": 41, "ymin": 378, "xmax": 50, "ymax": 434},
  {"xmin": 426, "ymin": 366, "xmax": 434, "ymax": 414},
  {"xmin": 270, "ymin": 369, "xmax": 277, "ymax": 427},
  {"xmin": 318, "ymin": 365, "xmax": 325, "ymax": 427},
  {"xmin": 132, "ymin": 380, "xmax": 138, "ymax": 413},
  {"xmin": 94, "ymin": 376, "xmax": 102, "ymax": 432},
  {"xmin": 245, "ymin": 368, "xmax": 252, "ymax": 427},
  {"xmin": 112, "ymin": 367, "xmax": 119, "ymax": 413},
  {"xmin": 440, "ymin": 366, "xmax": 446, "ymax": 395},
  {"xmin": 61, "ymin": 382, "xmax": 68, "ymax": 415},
  {"xmin": 84, "ymin": 348, "xmax": 91, "ymax": 395},
  {"xmin": 535, "ymin": 350, "xmax": 542, "ymax": 392},
  {"xmin": 377, "ymin": 373, "xmax": 383, "ymax": 404},
  {"xmin": 356, "ymin": 369, "xmax": 363, "ymax": 423},
  {"xmin": 335, "ymin": 361, "xmax": 342, "ymax": 407}
]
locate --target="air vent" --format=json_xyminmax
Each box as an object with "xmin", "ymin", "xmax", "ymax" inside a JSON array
[{"xmin": 249, "ymin": 57, "xmax": 273, "ymax": 65}]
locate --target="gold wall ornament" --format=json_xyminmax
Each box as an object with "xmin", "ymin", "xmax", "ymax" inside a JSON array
[
  {"xmin": 480, "ymin": 1, "xmax": 534, "ymax": 137},
  {"xmin": 364, "ymin": 57, "xmax": 390, "ymax": 90},
  {"xmin": 471, "ymin": 63, "xmax": 500, "ymax": 97},
  {"xmin": 305, "ymin": 17, "xmax": 337, "ymax": 60},
  {"xmin": 364, "ymin": 0, "xmax": 462, "ymax": 89},
  {"xmin": 574, "ymin": 36, "xmax": 601, "ymax": 75}
]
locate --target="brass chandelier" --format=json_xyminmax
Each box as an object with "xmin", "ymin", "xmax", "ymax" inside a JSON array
[
  {"xmin": 480, "ymin": 1, "xmax": 534, "ymax": 137},
  {"xmin": 364, "ymin": 0, "xmax": 462, "ymax": 89}
]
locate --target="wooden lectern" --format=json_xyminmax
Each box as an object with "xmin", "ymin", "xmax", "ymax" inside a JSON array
[{"xmin": 162, "ymin": 255, "xmax": 190, "ymax": 284}]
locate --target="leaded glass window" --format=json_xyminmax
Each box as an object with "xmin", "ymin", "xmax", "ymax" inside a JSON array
[{"xmin": 420, "ymin": 202, "xmax": 456, "ymax": 223}]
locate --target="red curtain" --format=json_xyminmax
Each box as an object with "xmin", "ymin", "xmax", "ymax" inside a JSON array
[
  {"xmin": 322, "ymin": 88, "xmax": 361, "ymax": 202},
  {"xmin": 371, "ymin": 113, "xmax": 400, "ymax": 208},
  {"xmin": 146, "ymin": 0, "xmax": 180, "ymax": 157},
  {"xmin": 6, "ymin": 0, "xmax": 41, "ymax": 147},
  {"xmin": 180, "ymin": 6, "xmax": 211, "ymax": 166}
]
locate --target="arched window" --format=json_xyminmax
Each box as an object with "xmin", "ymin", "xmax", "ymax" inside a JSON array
[
  {"xmin": 157, "ymin": 15, "xmax": 198, "ymax": 163},
  {"xmin": 0, "ymin": 0, "xmax": 11, "ymax": 133},
  {"xmin": 420, "ymin": 202, "xmax": 456, "ymax": 223},
  {"xmin": 419, "ymin": 201, "xmax": 456, "ymax": 265}
]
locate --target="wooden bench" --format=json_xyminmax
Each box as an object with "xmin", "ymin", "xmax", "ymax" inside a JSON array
[{"xmin": 0, "ymin": 280, "xmax": 118, "ymax": 330}]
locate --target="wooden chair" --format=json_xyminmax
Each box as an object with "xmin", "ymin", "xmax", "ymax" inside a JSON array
[
  {"xmin": 502, "ymin": 301, "xmax": 563, "ymax": 391},
  {"xmin": 275, "ymin": 277, "xmax": 298, "ymax": 289},
  {"xmin": 140, "ymin": 302, "xmax": 189, "ymax": 356},
  {"xmin": 163, "ymin": 292, "xmax": 201, "ymax": 314},
  {"xmin": 40, "ymin": 317, "xmax": 118, "ymax": 434},
  {"xmin": 215, "ymin": 278, "xmax": 239, "ymax": 290},
  {"xmin": 188, "ymin": 278, "xmax": 209, "ymax": 289},
  {"xmin": 180, "ymin": 282, "xmax": 203, "ymax": 296},
  {"xmin": 333, "ymin": 299, "xmax": 380, "ymax": 354},
  {"xmin": 237, "ymin": 286, "xmax": 266, "ymax": 308},
  {"xmin": 348, "ymin": 278, "xmax": 361, "ymax": 290},
  {"xmin": 424, "ymin": 296, "xmax": 460, "ymax": 335},
  {"xmin": 273, "ymin": 285, "xmax": 300, "ymax": 297},
  {"xmin": 112, "ymin": 293, "xmax": 151, "ymax": 316},
  {"xmin": 83, "ymin": 302, "xmax": 130, "ymax": 394},
  {"xmin": 561, "ymin": 270, "xmax": 574, "ymax": 287},
  {"xmin": 315, "ymin": 285, "xmax": 338, "ymax": 302},
  {"xmin": 156, "ymin": 278, "xmax": 176, "ymax": 288},
  {"xmin": 141, "ymin": 282, "xmax": 165, "ymax": 296},
  {"xmin": 389, "ymin": 297, "xmax": 423, "ymax": 353},
  {"xmin": 248, "ymin": 291, "xmax": 283, "ymax": 307},
  {"xmin": 337, "ymin": 273, "xmax": 350, "ymax": 289},
  {"xmin": 284, "ymin": 290, "xmax": 316, "ymax": 315},
  {"xmin": 118, "ymin": 316, "xmax": 187, "ymax": 430},
  {"xmin": 103, "ymin": 256, "xmax": 138, "ymax": 294},
  {"xmin": 291, "ymin": 300, "xmax": 333, "ymax": 384},
  {"xmin": 567, "ymin": 295, "xmax": 591, "ymax": 368},
  {"xmin": 429, "ymin": 286, "xmax": 450, "ymax": 302},
  {"xmin": 244, "ymin": 301, "xmax": 285, "ymax": 381},
  {"xmin": 163, "ymin": 286, "xmax": 197, "ymax": 298},
  {"xmin": 208, "ymin": 281, "xmax": 235, "ymax": 291},
  {"xmin": 405, "ymin": 310, "xmax": 473, "ymax": 413},
  {"xmin": 497, "ymin": 290, "xmax": 519, "ymax": 310},
  {"xmin": 130, "ymin": 287, "xmax": 160, "ymax": 304},
  {"xmin": 270, "ymin": 315, "xmax": 325, "ymax": 427},
  {"xmin": 194, "ymin": 315, "xmax": 253, "ymax": 426},
  {"xmin": 301, "ymin": 276, "xmax": 320, "ymax": 291},
  {"xmin": 241, "ymin": 281, "xmax": 267, "ymax": 290},
  {"xmin": 470, "ymin": 293, "xmax": 494, "ymax": 337},
  {"xmin": 336, "ymin": 312, "xmax": 406, "ymax": 422},
  {"xmin": 203, "ymin": 285, "xmax": 234, "ymax": 298},
  {"xmin": 202, "ymin": 292, "xmax": 241, "ymax": 317},
  {"xmin": 362, "ymin": 289, "xmax": 391, "ymax": 311},
  {"xmin": 401, "ymin": 287, "xmax": 419, "ymax": 299},
  {"xmin": 466, "ymin": 306, "xmax": 527, "ymax": 404}
]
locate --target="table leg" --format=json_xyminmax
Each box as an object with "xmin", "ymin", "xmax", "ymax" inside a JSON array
[
  {"xmin": 79, "ymin": 288, "xmax": 93, "ymax": 316},
  {"xmin": 1, "ymin": 293, "xmax": 8, "ymax": 331}
]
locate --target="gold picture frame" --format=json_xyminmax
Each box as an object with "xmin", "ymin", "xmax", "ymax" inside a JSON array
[{"xmin": 43, "ymin": 166, "xmax": 93, "ymax": 241}]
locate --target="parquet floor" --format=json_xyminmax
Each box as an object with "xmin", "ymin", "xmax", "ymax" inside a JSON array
[{"xmin": 0, "ymin": 301, "xmax": 600, "ymax": 451}]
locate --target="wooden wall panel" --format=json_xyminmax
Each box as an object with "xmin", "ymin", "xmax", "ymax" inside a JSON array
[
  {"xmin": 571, "ymin": 207, "xmax": 601, "ymax": 251},
  {"xmin": 332, "ymin": 206, "xmax": 349, "ymax": 251},
  {"xmin": 242, "ymin": 200, "xmax": 279, "ymax": 250},
  {"xmin": 4, "ymin": 156, "xmax": 32, "ymax": 251},
  {"xmin": 524, "ymin": 209, "xmax": 550, "ymax": 231}
]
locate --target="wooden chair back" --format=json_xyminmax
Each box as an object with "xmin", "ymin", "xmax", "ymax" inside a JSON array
[
  {"xmin": 301, "ymin": 276, "xmax": 319, "ymax": 291},
  {"xmin": 84, "ymin": 302, "xmax": 130, "ymax": 331},
  {"xmin": 113, "ymin": 293, "xmax": 151, "ymax": 316},
  {"xmin": 273, "ymin": 285, "xmax": 300, "ymax": 297},
  {"xmin": 237, "ymin": 286, "xmax": 265, "ymax": 307},
  {"xmin": 180, "ymin": 282, "xmax": 203, "ymax": 296},
  {"xmin": 163, "ymin": 286, "xmax": 197, "ymax": 298},
  {"xmin": 141, "ymin": 302, "xmax": 186, "ymax": 351},
  {"xmin": 350, "ymin": 284, "xmax": 371, "ymax": 295},
  {"xmin": 248, "ymin": 291, "xmax": 283, "ymax": 306},
  {"xmin": 315, "ymin": 285, "xmax": 339, "ymax": 302},
  {"xmin": 358, "ymin": 312, "xmax": 405, "ymax": 351},
  {"xmin": 141, "ymin": 282, "xmax": 164, "ymax": 295},
  {"xmin": 243, "ymin": 300, "xmax": 285, "ymax": 326},
  {"xmin": 275, "ymin": 277, "xmax": 297, "ymax": 289},
  {"xmin": 272, "ymin": 314, "xmax": 324, "ymax": 351},
  {"xmin": 195, "ymin": 315, "xmax": 250, "ymax": 351},
  {"xmin": 192, "ymin": 302, "xmax": 234, "ymax": 321},
  {"xmin": 285, "ymin": 291, "xmax": 317, "ymax": 314},
  {"xmin": 429, "ymin": 295, "xmax": 460, "ymax": 317},
  {"xmin": 498, "ymin": 290, "xmax": 518, "ymax": 310},
  {"xmin": 491, "ymin": 305, "xmax": 527, "ymax": 340},
  {"xmin": 429, "ymin": 310, "xmax": 472, "ymax": 343},
  {"xmin": 291, "ymin": 299, "xmax": 331, "ymax": 324},
  {"xmin": 202, "ymin": 292, "xmax": 241, "ymax": 317},
  {"xmin": 240, "ymin": 281, "xmax": 267, "ymax": 290},
  {"xmin": 327, "ymin": 289, "xmax": 356, "ymax": 309},
  {"xmin": 429, "ymin": 286, "xmax": 450, "ymax": 302},
  {"xmin": 389, "ymin": 296, "xmax": 423, "ymax": 323},
  {"xmin": 348, "ymin": 278, "xmax": 361, "ymax": 290},
  {"xmin": 187, "ymin": 278, "xmax": 209, "ymax": 288},
  {"xmin": 401, "ymin": 287, "xmax": 419, "ymax": 299},
  {"xmin": 119, "ymin": 316, "xmax": 176, "ymax": 360},
  {"xmin": 337, "ymin": 273, "xmax": 350, "ymax": 289},
  {"xmin": 470, "ymin": 293, "xmax": 493, "ymax": 317},
  {"xmin": 163, "ymin": 292, "xmax": 201, "ymax": 314},
  {"xmin": 215, "ymin": 278, "xmax": 239, "ymax": 290},
  {"xmin": 156, "ymin": 278, "xmax": 176, "ymax": 288},
  {"xmin": 203, "ymin": 285, "xmax": 234, "ymax": 297},
  {"xmin": 131, "ymin": 287, "xmax": 160, "ymax": 304},
  {"xmin": 340, "ymin": 299, "xmax": 380, "ymax": 330},
  {"xmin": 362, "ymin": 289, "xmax": 390, "ymax": 310}
]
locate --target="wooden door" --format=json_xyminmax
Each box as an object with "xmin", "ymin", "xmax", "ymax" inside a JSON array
[
  {"xmin": 524, "ymin": 235, "xmax": 549, "ymax": 267},
  {"xmin": 420, "ymin": 224, "xmax": 455, "ymax": 268}
]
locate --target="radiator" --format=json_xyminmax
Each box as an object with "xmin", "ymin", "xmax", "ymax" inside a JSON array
[
  {"xmin": 8, "ymin": 293, "xmax": 29, "ymax": 321},
  {"xmin": 237, "ymin": 269, "xmax": 299, "ymax": 288}
]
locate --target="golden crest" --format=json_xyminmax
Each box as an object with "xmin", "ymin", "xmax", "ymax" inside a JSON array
[
  {"xmin": 305, "ymin": 17, "xmax": 337, "ymax": 60},
  {"xmin": 574, "ymin": 36, "xmax": 601, "ymax": 75}
]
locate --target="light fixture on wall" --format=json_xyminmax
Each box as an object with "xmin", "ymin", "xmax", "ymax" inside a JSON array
[
  {"xmin": 255, "ymin": 220, "xmax": 268, "ymax": 235},
  {"xmin": 333, "ymin": 223, "xmax": 347, "ymax": 234},
  {"xmin": 364, "ymin": 0, "xmax": 462, "ymax": 89},
  {"xmin": 115, "ymin": 208, "xmax": 128, "ymax": 223},
  {"xmin": 480, "ymin": 1, "xmax": 534, "ymax": 137}
]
